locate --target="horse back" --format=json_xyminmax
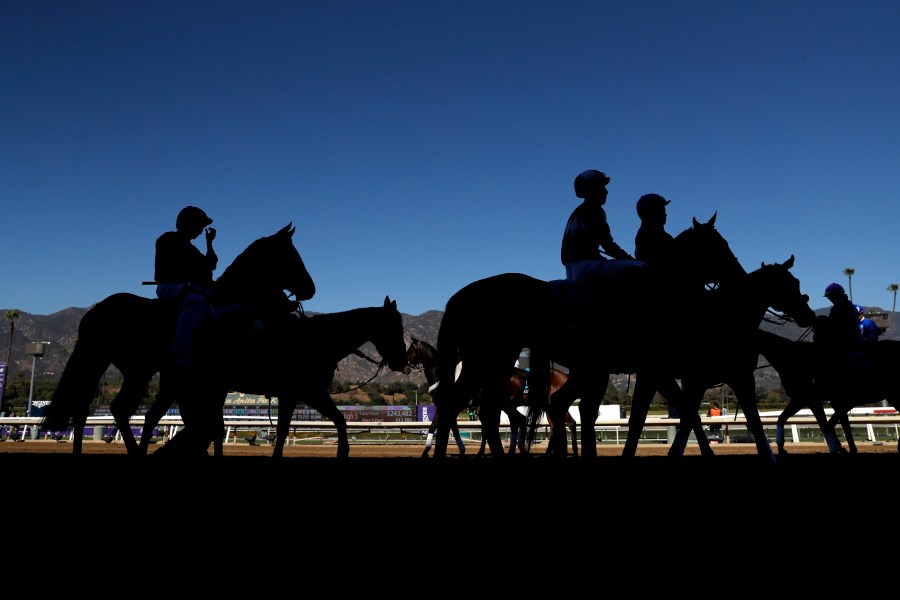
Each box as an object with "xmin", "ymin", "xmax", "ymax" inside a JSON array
[{"xmin": 77, "ymin": 293, "xmax": 173, "ymax": 364}]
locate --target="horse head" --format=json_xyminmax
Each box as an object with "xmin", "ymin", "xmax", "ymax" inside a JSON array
[
  {"xmin": 269, "ymin": 223, "xmax": 316, "ymax": 302},
  {"xmin": 373, "ymin": 296, "xmax": 409, "ymax": 373},
  {"xmin": 213, "ymin": 223, "xmax": 316, "ymax": 309},
  {"xmin": 675, "ymin": 213, "xmax": 746, "ymax": 289},
  {"xmin": 754, "ymin": 255, "xmax": 816, "ymax": 328},
  {"xmin": 403, "ymin": 336, "xmax": 423, "ymax": 375}
]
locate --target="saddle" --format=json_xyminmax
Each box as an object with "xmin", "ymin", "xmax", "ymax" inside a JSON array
[{"xmin": 548, "ymin": 268, "xmax": 650, "ymax": 336}]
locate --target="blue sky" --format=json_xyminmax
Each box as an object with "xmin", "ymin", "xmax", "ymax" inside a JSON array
[{"xmin": 3, "ymin": 1, "xmax": 899, "ymax": 318}]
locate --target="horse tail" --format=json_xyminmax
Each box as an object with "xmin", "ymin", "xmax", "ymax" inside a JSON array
[
  {"xmin": 524, "ymin": 350, "xmax": 551, "ymax": 451},
  {"xmin": 435, "ymin": 296, "xmax": 462, "ymax": 401},
  {"xmin": 525, "ymin": 401, "xmax": 544, "ymax": 450},
  {"xmin": 41, "ymin": 312, "xmax": 113, "ymax": 432}
]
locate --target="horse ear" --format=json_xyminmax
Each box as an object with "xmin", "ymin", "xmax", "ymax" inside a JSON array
[
  {"xmin": 692, "ymin": 216, "xmax": 700, "ymax": 227},
  {"xmin": 384, "ymin": 296, "xmax": 397, "ymax": 310},
  {"xmin": 784, "ymin": 255, "xmax": 795, "ymax": 269},
  {"xmin": 287, "ymin": 222, "xmax": 295, "ymax": 237},
  {"xmin": 276, "ymin": 223, "xmax": 294, "ymax": 237},
  {"xmin": 708, "ymin": 211, "xmax": 717, "ymax": 226}
]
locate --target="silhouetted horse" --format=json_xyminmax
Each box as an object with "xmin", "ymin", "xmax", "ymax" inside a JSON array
[
  {"xmin": 153, "ymin": 296, "xmax": 409, "ymax": 458},
  {"xmin": 755, "ymin": 328, "xmax": 852, "ymax": 454},
  {"xmin": 432, "ymin": 215, "xmax": 741, "ymax": 459},
  {"xmin": 614, "ymin": 256, "xmax": 816, "ymax": 465},
  {"xmin": 41, "ymin": 224, "xmax": 316, "ymax": 456}
]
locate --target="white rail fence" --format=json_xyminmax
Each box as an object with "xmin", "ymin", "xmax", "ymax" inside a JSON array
[{"xmin": 2, "ymin": 411, "xmax": 898, "ymax": 446}]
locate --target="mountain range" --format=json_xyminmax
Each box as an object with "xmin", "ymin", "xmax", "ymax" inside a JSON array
[{"xmin": 2, "ymin": 304, "xmax": 895, "ymax": 394}]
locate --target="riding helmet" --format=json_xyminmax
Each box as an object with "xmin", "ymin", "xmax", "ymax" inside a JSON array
[
  {"xmin": 573, "ymin": 169, "xmax": 611, "ymax": 198},
  {"xmin": 636, "ymin": 193, "xmax": 670, "ymax": 219},
  {"xmin": 176, "ymin": 206, "xmax": 213, "ymax": 231},
  {"xmin": 854, "ymin": 304, "xmax": 865, "ymax": 315},
  {"xmin": 823, "ymin": 282, "xmax": 845, "ymax": 297}
]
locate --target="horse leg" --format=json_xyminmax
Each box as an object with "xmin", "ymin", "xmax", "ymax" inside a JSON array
[
  {"xmin": 543, "ymin": 377, "xmax": 579, "ymax": 457},
  {"xmin": 659, "ymin": 377, "xmax": 714, "ymax": 458},
  {"xmin": 108, "ymin": 377, "xmax": 148, "ymax": 456},
  {"xmin": 824, "ymin": 411, "xmax": 845, "ymax": 454},
  {"xmin": 744, "ymin": 406, "xmax": 777, "ymax": 465},
  {"xmin": 803, "ymin": 399, "xmax": 842, "ymax": 454},
  {"xmin": 140, "ymin": 388, "xmax": 175, "ymax": 455},
  {"xmin": 623, "ymin": 375, "xmax": 656, "ymax": 459},
  {"xmin": 840, "ymin": 414, "xmax": 857, "ymax": 454},
  {"xmin": 479, "ymin": 402, "xmax": 506, "ymax": 458},
  {"xmin": 72, "ymin": 409, "xmax": 88, "ymax": 456},
  {"xmin": 510, "ymin": 410, "xmax": 528, "ymax": 454},
  {"xmin": 776, "ymin": 398, "xmax": 803, "ymax": 454},
  {"xmin": 667, "ymin": 380, "xmax": 710, "ymax": 460},
  {"xmin": 578, "ymin": 391, "xmax": 601, "ymax": 459},
  {"xmin": 731, "ymin": 381, "xmax": 776, "ymax": 465},
  {"xmin": 430, "ymin": 388, "xmax": 460, "ymax": 459},
  {"xmin": 823, "ymin": 394, "xmax": 852, "ymax": 454},
  {"xmin": 567, "ymin": 415, "xmax": 578, "ymax": 457},
  {"xmin": 422, "ymin": 418, "xmax": 438, "ymax": 458},
  {"xmin": 452, "ymin": 422, "xmax": 466, "ymax": 455},
  {"xmin": 433, "ymin": 414, "xmax": 451, "ymax": 459}
]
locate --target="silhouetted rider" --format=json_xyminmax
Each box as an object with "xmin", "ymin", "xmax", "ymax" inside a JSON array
[
  {"xmin": 814, "ymin": 282, "xmax": 862, "ymax": 383},
  {"xmin": 561, "ymin": 169, "xmax": 645, "ymax": 282},
  {"xmin": 155, "ymin": 205, "xmax": 218, "ymax": 377}
]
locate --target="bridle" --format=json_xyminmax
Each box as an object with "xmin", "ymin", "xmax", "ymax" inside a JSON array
[{"xmin": 402, "ymin": 340, "xmax": 425, "ymax": 375}]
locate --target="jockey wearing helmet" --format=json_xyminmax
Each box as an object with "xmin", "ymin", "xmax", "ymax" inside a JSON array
[
  {"xmin": 561, "ymin": 169, "xmax": 646, "ymax": 282},
  {"xmin": 155, "ymin": 205, "xmax": 218, "ymax": 377}
]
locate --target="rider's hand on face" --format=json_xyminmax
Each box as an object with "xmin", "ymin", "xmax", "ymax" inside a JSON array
[{"xmin": 206, "ymin": 227, "xmax": 216, "ymax": 243}]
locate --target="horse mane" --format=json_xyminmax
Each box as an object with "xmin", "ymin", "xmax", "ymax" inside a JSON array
[{"xmin": 215, "ymin": 223, "xmax": 294, "ymax": 289}]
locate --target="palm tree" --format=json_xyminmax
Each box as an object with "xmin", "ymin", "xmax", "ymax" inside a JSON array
[
  {"xmin": 3, "ymin": 309, "xmax": 20, "ymax": 405},
  {"xmin": 889, "ymin": 283, "xmax": 899, "ymax": 314},
  {"xmin": 843, "ymin": 267, "xmax": 855, "ymax": 301}
]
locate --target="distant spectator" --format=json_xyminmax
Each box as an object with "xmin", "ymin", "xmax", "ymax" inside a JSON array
[{"xmin": 707, "ymin": 401, "xmax": 722, "ymax": 438}]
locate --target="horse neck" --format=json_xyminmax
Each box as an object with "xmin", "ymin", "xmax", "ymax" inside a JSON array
[
  {"xmin": 312, "ymin": 307, "xmax": 382, "ymax": 363},
  {"xmin": 757, "ymin": 330, "xmax": 790, "ymax": 368},
  {"xmin": 712, "ymin": 268, "xmax": 772, "ymax": 327}
]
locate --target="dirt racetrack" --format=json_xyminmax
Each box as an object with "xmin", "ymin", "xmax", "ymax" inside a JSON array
[{"xmin": 4, "ymin": 439, "xmax": 896, "ymax": 514}]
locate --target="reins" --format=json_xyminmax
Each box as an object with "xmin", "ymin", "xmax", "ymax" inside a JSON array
[{"xmin": 341, "ymin": 348, "xmax": 387, "ymax": 392}]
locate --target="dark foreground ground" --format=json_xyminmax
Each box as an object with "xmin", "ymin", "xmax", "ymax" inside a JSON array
[{"xmin": 6, "ymin": 440, "xmax": 896, "ymax": 583}]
